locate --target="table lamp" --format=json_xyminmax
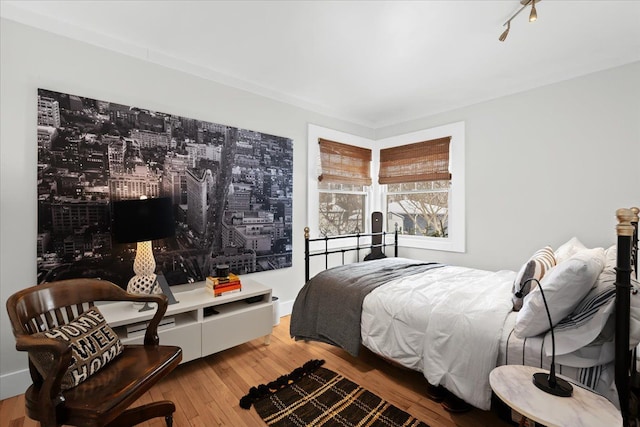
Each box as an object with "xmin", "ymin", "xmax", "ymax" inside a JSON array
[{"xmin": 112, "ymin": 196, "xmax": 175, "ymax": 295}]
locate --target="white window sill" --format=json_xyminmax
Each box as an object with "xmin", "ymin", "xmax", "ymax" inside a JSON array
[{"xmin": 398, "ymin": 235, "xmax": 465, "ymax": 253}]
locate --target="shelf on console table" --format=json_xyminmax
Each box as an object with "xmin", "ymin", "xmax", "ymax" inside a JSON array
[{"xmin": 99, "ymin": 277, "xmax": 273, "ymax": 364}]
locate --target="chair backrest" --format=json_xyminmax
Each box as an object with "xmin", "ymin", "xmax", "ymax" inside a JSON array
[
  {"xmin": 7, "ymin": 278, "xmax": 134, "ymax": 337},
  {"xmin": 7, "ymin": 279, "xmax": 143, "ymax": 388}
]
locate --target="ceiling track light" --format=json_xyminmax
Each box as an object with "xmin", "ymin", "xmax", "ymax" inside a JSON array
[
  {"xmin": 529, "ymin": 0, "xmax": 538, "ymax": 22},
  {"xmin": 499, "ymin": 21, "xmax": 510, "ymax": 42},
  {"xmin": 499, "ymin": 0, "xmax": 540, "ymax": 42}
]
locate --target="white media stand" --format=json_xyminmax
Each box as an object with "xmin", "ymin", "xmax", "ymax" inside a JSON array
[{"xmin": 99, "ymin": 277, "xmax": 273, "ymax": 364}]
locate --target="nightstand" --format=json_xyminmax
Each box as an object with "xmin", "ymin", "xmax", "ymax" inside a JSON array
[{"xmin": 490, "ymin": 365, "xmax": 621, "ymax": 427}]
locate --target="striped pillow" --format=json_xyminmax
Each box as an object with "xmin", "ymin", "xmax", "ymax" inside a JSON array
[
  {"xmin": 549, "ymin": 273, "xmax": 615, "ymax": 357},
  {"xmin": 549, "ymin": 245, "xmax": 625, "ymax": 357},
  {"xmin": 512, "ymin": 246, "xmax": 556, "ymax": 311}
]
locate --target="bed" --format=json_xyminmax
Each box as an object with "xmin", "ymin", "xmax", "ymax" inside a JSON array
[{"xmin": 290, "ymin": 207, "xmax": 639, "ymax": 425}]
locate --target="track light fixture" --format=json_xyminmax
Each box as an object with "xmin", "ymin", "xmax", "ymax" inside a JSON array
[
  {"xmin": 499, "ymin": 0, "xmax": 540, "ymax": 42},
  {"xmin": 530, "ymin": 0, "xmax": 538, "ymax": 22},
  {"xmin": 499, "ymin": 21, "xmax": 510, "ymax": 42}
]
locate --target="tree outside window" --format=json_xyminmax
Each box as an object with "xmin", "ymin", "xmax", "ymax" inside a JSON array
[
  {"xmin": 318, "ymin": 189, "xmax": 366, "ymax": 236},
  {"xmin": 386, "ymin": 180, "xmax": 449, "ymax": 237}
]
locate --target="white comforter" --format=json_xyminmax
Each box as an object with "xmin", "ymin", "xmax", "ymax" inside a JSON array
[{"xmin": 361, "ymin": 265, "xmax": 516, "ymax": 410}]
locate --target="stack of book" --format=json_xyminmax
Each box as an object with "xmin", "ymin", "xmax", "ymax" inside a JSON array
[{"xmin": 206, "ymin": 273, "xmax": 242, "ymax": 297}]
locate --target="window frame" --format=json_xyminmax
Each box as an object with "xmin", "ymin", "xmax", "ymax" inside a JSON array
[{"xmin": 377, "ymin": 121, "xmax": 465, "ymax": 253}]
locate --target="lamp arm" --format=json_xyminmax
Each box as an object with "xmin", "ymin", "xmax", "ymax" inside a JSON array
[
  {"xmin": 522, "ymin": 277, "xmax": 557, "ymax": 386},
  {"xmin": 516, "ymin": 276, "xmax": 572, "ymax": 396}
]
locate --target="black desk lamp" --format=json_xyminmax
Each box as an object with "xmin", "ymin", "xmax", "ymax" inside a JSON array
[
  {"xmin": 112, "ymin": 197, "xmax": 175, "ymax": 296},
  {"xmin": 516, "ymin": 277, "xmax": 573, "ymax": 397}
]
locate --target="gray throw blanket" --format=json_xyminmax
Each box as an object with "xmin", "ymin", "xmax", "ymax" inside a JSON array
[{"xmin": 290, "ymin": 258, "xmax": 444, "ymax": 356}]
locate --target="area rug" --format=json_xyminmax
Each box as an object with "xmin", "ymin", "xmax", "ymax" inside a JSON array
[{"xmin": 240, "ymin": 359, "xmax": 430, "ymax": 427}]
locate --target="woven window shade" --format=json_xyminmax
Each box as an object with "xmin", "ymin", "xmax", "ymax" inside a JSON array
[
  {"xmin": 379, "ymin": 136, "xmax": 451, "ymax": 184},
  {"xmin": 318, "ymin": 138, "xmax": 372, "ymax": 186}
]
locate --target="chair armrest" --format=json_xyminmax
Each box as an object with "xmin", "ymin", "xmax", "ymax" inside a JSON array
[
  {"xmin": 128, "ymin": 293, "xmax": 169, "ymax": 346},
  {"xmin": 15, "ymin": 334, "xmax": 72, "ymax": 411},
  {"xmin": 15, "ymin": 334, "xmax": 73, "ymax": 380},
  {"xmin": 15, "ymin": 332, "xmax": 71, "ymax": 355}
]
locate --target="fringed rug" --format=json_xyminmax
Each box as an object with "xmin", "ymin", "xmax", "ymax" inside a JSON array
[{"xmin": 240, "ymin": 359, "xmax": 430, "ymax": 427}]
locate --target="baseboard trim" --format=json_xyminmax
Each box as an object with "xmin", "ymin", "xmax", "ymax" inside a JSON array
[
  {"xmin": 280, "ymin": 299, "xmax": 293, "ymax": 317},
  {"xmin": 1, "ymin": 368, "xmax": 30, "ymax": 400}
]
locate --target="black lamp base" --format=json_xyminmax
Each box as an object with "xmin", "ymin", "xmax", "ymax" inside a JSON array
[{"xmin": 532, "ymin": 372, "xmax": 573, "ymax": 397}]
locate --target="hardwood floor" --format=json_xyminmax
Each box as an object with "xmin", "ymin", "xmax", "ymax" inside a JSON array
[{"xmin": 0, "ymin": 315, "xmax": 512, "ymax": 427}]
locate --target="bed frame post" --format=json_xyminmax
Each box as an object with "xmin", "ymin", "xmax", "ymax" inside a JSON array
[
  {"xmin": 632, "ymin": 207, "xmax": 639, "ymax": 279},
  {"xmin": 304, "ymin": 227, "xmax": 310, "ymax": 283},
  {"xmin": 394, "ymin": 224, "xmax": 398, "ymax": 258},
  {"xmin": 616, "ymin": 208, "xmax": 634, "ymax": 426}
]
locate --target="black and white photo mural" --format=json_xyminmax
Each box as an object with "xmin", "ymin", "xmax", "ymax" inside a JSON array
[{"xmin": 37, "ymin": 89, "xmax": 293, "ymax": 288}]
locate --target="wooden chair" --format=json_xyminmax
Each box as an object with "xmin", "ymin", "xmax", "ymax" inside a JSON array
[{"xmin": 6, "ymin": 278, "xmax": 183, "ymax": 427}]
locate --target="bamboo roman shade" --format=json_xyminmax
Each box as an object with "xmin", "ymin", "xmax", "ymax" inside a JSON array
[
  {"xmin": 378, "ymin": 136, "xmax": 451, "ymax": 184},
  {"xmin": 318, "ymin": 138, "xmax": 372, "ymax": 186}
]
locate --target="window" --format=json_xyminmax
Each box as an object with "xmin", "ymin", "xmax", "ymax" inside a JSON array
[
  {"xmin": 308, "ymin": 125, "xmax": 374, "ymax": 238},
  {"xmin": 380, "ymin": 137, "xmax": 451, "ymax": 238},
  {"xmin": 308, "ymin": 122, "xmax": 464, "ymax": 252},
  {"xmin": 378, "ymin": 122, "xmax": 465, "ymax": 252},
  {"xmin": 385, "ymin": 180, "xmax": 450, "ymax": 237},
  {"xmin": 317, "ymin": 139, "xmax": 371, "ymax": 236},
  {"xmin": 318, "ymin": 184, "xmax": 367, "ymax": 236}
]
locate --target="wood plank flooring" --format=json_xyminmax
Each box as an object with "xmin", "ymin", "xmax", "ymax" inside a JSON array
[{"xmin": 0, "ymin": 315, "xmax": 512, "ymax": 427}]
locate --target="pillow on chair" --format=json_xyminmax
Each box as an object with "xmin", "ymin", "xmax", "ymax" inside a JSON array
[{"xmin": 31, "ymin": 306, "xmax": 124, "ymax": 390}]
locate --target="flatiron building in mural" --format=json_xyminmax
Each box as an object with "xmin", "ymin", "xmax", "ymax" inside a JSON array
[{"xmin": 36, "ymin": 89, "xmax": 293, "ymax": 288}]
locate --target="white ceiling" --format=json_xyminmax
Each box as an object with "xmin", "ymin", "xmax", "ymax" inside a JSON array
[{"xmin": 2, "ymin": 1, "xmax": 639, "ymax": 128}]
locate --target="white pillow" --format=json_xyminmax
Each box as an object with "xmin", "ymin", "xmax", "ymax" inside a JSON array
[
  {"xmin": 545, "ymin": 245, "xmax": 617, "ymax": 355},
  {"xmin": 630, "ymin": 276, "xmax": 640, "ymax": 349},
  {"xmin": 603, "ymin": 244, "xmax": 617, "ymax": 273},
  {"xmin": 514, "ymin": 247, "xmax": 605, "ymax": 338},
  {"xmin": 555, "ymin": 237, "xmax": 587, "ymax": 264}
]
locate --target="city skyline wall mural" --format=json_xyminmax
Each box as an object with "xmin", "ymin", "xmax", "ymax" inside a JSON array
[{"xmin": 37, "ymin": 88, "xmax": 293, "ymax": 288}]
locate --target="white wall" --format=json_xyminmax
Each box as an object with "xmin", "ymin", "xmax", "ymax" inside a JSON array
[
  {"xmin": 377, "ymin": 62, "xmax": 640, "ymax": 271},
  {"xmin": 0, "ymin": 18, "xmax": 373, "ymax": 399},
  {"xmin": 1, "ymin": 17, "xmax": 639, "ymax": 399}
]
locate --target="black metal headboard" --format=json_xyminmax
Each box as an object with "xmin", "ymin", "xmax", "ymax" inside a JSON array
[
  {"xmin": 615, "ymin": 207, "xmax": 639, "ymax": 426},
  {"xmin": 303, "ymin": 227, "xmax": 398, "ymax": 283}
]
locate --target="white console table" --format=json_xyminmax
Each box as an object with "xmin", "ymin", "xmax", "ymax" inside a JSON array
[{"xmin": 99, "ymin": 278, "xmax": 273, "ymax": 364}]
